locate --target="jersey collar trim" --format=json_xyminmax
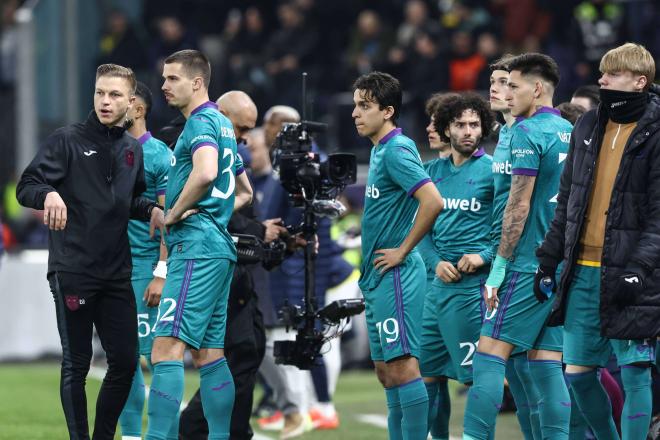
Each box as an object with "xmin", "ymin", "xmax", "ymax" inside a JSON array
[
  {"xmin": 533, "ymin": 106, "xmax": 561, "ymax": 117},
  {"xmin": 137, "ymin": 131, "xmax": 152, "ymax": 145},
  {"xmin": 191, "ymin": 101, "xmax": 219, "ymax": 116},
  {"xmin": 378, "ymin": 127, "xmax": 402, "ymax": 145},
  {"xmin": 473, "ymin": 147, "xmax": 486, "ymax": 158}
]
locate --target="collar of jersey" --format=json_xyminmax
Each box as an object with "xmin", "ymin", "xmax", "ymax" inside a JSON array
[
  {"xmin": 472, "ymin": 147, "xmax": 485, "ymax": 158},
  {"xmin": 191, "ymin": 101, "xmax": 219, "ymax": 116},
  {"xmin": 378, "ymin": 127, "xmax": 402, "ymax": 145},
  {"xmin": 137, "ymin": 131, "xmax": 152, "ymax": 145}
]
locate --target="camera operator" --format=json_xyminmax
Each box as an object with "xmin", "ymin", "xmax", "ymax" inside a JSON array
[
  {"xmin": 170, "ymin": 91, "xmax": 300, "ymax": 440},
  {"xmin": 255, "ymin": 105, "xmax": 355, "ymax": 437}
]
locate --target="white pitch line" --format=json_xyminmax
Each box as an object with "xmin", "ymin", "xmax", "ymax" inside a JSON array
[{"xmin": 355, "ymin": 414, "xmax": 460, "ymax": 440}]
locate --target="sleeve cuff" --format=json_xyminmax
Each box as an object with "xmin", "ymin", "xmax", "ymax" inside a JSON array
[
  {"xmin": 156, "ymin": 189, "xmax": 166, "ymax": 196},
  {"xmin": 236, "ymin": 167, "xmax": 245, "ymax": 176},
  {"xmin": 191, "ymin": 142, "xmax": 219, "ymax": 154},
  {"xmin": 407, "ymin": 178, "xmax": 432, "ymax": 197},
  {"xmin": 512, "ymin": 168, "xmax": 538, "ymax": 176}
]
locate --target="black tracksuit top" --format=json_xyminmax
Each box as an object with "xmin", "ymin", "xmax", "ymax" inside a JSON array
[{"xmin": 16, "ymin": 111, "xmax": 157, "ymax": 280}]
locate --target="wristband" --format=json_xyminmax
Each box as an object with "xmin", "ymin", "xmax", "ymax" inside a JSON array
[
  {"xmin": 485, "ymin": 255, "xmax": 508, "ymax": 289},
  {"xmin": 153, "ymin": 260, "xmax": 167, "ymax": 279}
]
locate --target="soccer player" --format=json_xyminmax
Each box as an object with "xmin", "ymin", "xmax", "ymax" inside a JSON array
[
  {"xmin": 463, "ymin": 53, "xmax": 573, "ymax": 440},
  {"xmin": 352, "ymin": 71, "xmax": 443, "ymax": 440},
  {"xmin": 417, "ymin": 92, "xmax": 459, "ymax": 439},
  {"xmin": 16, "ymin": 64, "xmax": 165, "ymax": 440},
  {"xmin": 118, "ymin": 81, "xmax": 174, "ymax": 440},
  {"xmin": 145, "ymin": 50, "xmax": 253, "ymax": 440},
  {"xmin": 537, "ymin": 42, "xmax": 659, "ymax": 440},
  {"xmin": 420, "ymin": 93, "xmax": 495, "ymax": 439}
]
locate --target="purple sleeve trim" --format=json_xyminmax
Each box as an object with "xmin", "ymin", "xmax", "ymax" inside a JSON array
[
  {"xmin": 156, "ymin": 189, "xmax": 166, "ymax": 196},
  {"xmin": 191, "ymin": 142, "xmax": 219, "ymax": 154},
  {"xmin": 407, "ymin": 178, "xmax": 432, "ymax": 197},
  {"xmin": 236, "ymin": 167, "xmax": 245, "ymax": 176},
  {"xmin": 512, "ymin": 168, "xmax": 538, "ymax": 176}
]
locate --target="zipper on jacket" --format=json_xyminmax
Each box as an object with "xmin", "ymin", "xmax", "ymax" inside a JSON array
[{"xmin": 611, "ymin": 124, "xmax": 621, "ymax": 150}]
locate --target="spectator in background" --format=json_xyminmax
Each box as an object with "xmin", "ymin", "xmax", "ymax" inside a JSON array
[
  {"xmin": 449, "ymin": 31, "xmax": 486, "ymax": 91},
  {"xmin": 571, "ymin": 84, "xmax": 600, "ymax": 111},
  {"xmin": 556, "ymin": 102, "xmax": 586, "ymax": 124},
  {"xmin": 475, "ymin": 32, "xmax": 502, "ymax": 89},
  {"xmin": 97, "ymin": 9, "xmax": 148, "ymax": 72},
  {"xmin": 345, "ymin": 10, "xmax": 392, "ymax": 79},
  {"xmin": 148, "ymin": 16, "xmax": 198, "ymax": 72},
  {"xmin": 264, "ymin": 2, "xmax": 317, "ymax": 106},
  {"xmin": 388, "ymin": 0, "xmax": 441, "ymax": 71},
  {"xmin": 572, "ymin": 0, "xmax": 626, "ymax": 84}
]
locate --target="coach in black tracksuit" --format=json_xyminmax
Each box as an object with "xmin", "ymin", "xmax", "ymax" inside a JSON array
[{"xmin": 16, "ymin": 65, "xmax": 164, "ymax": 440}]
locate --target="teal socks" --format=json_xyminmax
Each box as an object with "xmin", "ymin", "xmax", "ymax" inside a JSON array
[
  {"xmin": 463, "ymin": 353, "xmax": 506, "ymax": 440},
  {"xmin": 621, "ymin": 365, "xmax": 652, "ymax": 440},
  {"xmin": 119, "ymin": 362, "xmax": 146, "ymax": 437},
  {"xmin": 425, "ymin": 381, "xmax": 439, "ymax": 437},
  {"xmin": 565, "ymin": 370, "xmax": 618, "ymax": 440},
  {"xmin": 146, "ymin": 360, "xmax": 184, "ymax": 440},
  {"xmin": 200, "ymin": 357, "xmax": 235, "ymax": 440},
  {"xmin": 433, "ymin": 380, "xmax": 451, "ymax": 439},
  {"xmin": 529, "ymin": 360, "xmax": 570, "ymax": 439},
  {"xmin": 506, "ymin": 356, "xmax": 533, "ymax": 440},
  {"xmin": 386, "ymin": 386, "xmax": 403, "ymax": 440},
  {"xmin": 399, "ymin": 378, "xmax": 429, "ymax": 440},
  {"xmin": 567, "ymin": 383, "xmax": 588, "ymax": 440}
]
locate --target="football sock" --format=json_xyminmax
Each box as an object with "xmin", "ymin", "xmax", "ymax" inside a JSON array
[
  {"xmin": 565, "ymin": 370, "xmax": 618, "ymax": 440},
  {"xmin": 463, "ymin": 353, "xmax": 506, "ymax": 440},
  {"xmin": 119, "ymin": 361, "xmax": 145, "ymax": 438},
  {"xmin": 432, "ymin": 380, "xmax": 450, "ymax": 440},
  {"xmin": 529, "ymin": 360, "xmax": 570, "ymax": 439},
  {"xmin": 506, "ymin": 356, "xmax": 533, "ymax": 440},
  {"xmin": 567, "ymin": 383, "xmax": 588, "ymax": 440},
  {"xmin": 399, "ymin": 378, "xmax": 429, "ymax": 440},
  {"xmin": 200, "ymin": 357, "xmax": 235, "ymax": 440},
  {"xmin": 385, "ymin": 386, "xmax": 403, "ymax": 440},
  {"xmin": 146, "ymin": 361, "xmax": 184, "ymax": 440},
  {"xmin": 621, "ymin": 365, "xmax": 652, "ymax": 440},
  {"xmin": 425, "ymin": 381, "xmax": 439, "ymax": 437}
]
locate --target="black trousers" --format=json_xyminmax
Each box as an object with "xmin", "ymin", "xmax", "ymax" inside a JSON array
[
  {"xmin": 48, "ymin": 271, "xmax": 137, "ymax": 440},
  {"xmin": 179, "ymin": 294, "xmax": 266, "ymax": 440}
]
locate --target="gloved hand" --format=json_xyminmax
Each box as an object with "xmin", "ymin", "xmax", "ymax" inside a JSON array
[
  {"xmin": 613, "ymin": 263, "xmax": 650, "ymax": 306},
  {"xmin": 533, "ymin": 264, "xmax": 557, "ymax": 303}
]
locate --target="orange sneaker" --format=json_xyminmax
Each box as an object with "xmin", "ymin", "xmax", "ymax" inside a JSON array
[
  {"xmin": 309, "ymin": 408, "xmax": 340, "ymax": 430},
  {"xmin": 257, "ymin": 411, "xmax": 284, "ymax": 431}
]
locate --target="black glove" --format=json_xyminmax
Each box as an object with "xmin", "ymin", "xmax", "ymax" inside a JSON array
[
  {"xmin": 533, "ymin": 264, "xmax": 557, "ymax": 303},
  {"xmin": 613, "ymin": 262, "xmax": 650, "ymax": 306}
]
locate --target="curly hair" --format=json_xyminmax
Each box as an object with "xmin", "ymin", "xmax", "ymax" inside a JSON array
[
  {"xmin": 425, "ymin": 92, "xmax": 460, "ymax": 118},
  {"xmin": 433, "ymin": 92, "xmax": 495, "ymax": 144}
]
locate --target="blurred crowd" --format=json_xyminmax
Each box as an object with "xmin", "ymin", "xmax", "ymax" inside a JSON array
[{"xmin": 1, "ymin": 0, "xmax": 660, "ymax": 250}]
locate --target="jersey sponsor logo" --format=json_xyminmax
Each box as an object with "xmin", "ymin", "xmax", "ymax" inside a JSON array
[
  {"xmin": 492, "ymin": 160, "xmax": 512, "ymax": 175},
  {"xmin": 83, "ymin": 150, "xmax": 97, "ymax": 156},
  {"xmin": 549, "ymin": 153, "xmax": 568, "ymax": 203},
  {"xmin": 443, "ymin": 197, "xmax": 482, "ymax": 212},
  {"xmin": 170, "ymin": 155, "xmax": 176, "ymax": 167},
  {"xmin": 190, "ymin": 134, "xmax": 215, "ymax": 147},
  {"xmin": 511, "ymin": 148, "xmax": 534, "ymax": 158},
  {"xmin": 365, "ymin": 184, "xmax": 380, "ymax": 199},
  {"xmin": 557, "ymin": 131, "xmax": 571, "ymax": 143}
]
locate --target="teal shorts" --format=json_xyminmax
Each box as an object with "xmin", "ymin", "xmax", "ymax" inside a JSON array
[
  {"xmin": 481, "ymin": 271, "xmax": 563, "ymax": 351},
  {"xmin": 420, "ymin": 277, "xmax": 456, "ymax": 380},
  {"xmin": 154, "ymin": 258, "xmax": 235, "ymax": 350},
  {"xmin": 564, "ymin": 264, "xmax": 655, "ymax": 367},
  {"xmin": 132, "ymin": 259, "xmax": 159, "ymax": 355},
  {"xmin": 364, "ymin": 253, "xmax": 425, "ymax": 362}
]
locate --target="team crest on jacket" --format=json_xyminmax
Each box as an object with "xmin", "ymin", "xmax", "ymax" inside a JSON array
[{"xmin": 125, "ymin": 150, "xmax": 134, "ymax": 166}]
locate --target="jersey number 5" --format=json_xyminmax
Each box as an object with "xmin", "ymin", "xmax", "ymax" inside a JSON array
[{"xmin": 211, "ymin": 148, "xmax": 235, "ymax": 199}]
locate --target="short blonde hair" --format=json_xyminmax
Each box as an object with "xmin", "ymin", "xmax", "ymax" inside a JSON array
[
  {"xmin": 600, "ymin": 43, "xmax": 655, "ymax": 90},
  {"xmin": 95, "ymin": 64, "xmax": 137, "ymax": 94}
]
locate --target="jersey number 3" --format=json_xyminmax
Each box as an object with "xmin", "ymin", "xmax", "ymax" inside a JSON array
[{"xmin": 211, "ymin": 148, "xmax": 235, "ymax": 199}]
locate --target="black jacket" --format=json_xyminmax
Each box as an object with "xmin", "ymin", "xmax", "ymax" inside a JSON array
[
  {"xmin": 537, "ymin": 85, "xmax": 660, "ymax": 339},
  {"xmin": 16, "ymin": 111, "xmax": 156, "ymax": 280}
]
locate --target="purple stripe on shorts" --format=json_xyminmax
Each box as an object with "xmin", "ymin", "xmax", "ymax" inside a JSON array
[
  {"xmin": 493, "ymin": 272, "xmax": 519, "ymax": 340},
  {"xmin": 479, "ymin": 279, "xmax": 486, "ymax": 323},
  {"xmin": 393, "ymin": 266, "xmax": 410, "ymax": 355},
  {"xmin": 512, "ymin": 168, "xmax": 538, "ymax": 176},
  {"xmin": 407, "ymin": 178, "xmax": 431, "ymax": 197},
  {"xmin": 191, "ymin": 142, "xmax": 219, "ymax": 154},
  {"xmin": 173, "ymin": 260, "xmax": 195, "ymax": 337}
]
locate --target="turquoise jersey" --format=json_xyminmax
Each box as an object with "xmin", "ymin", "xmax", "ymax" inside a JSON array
[
  {"xmin": 359, "ymin": 128, "xmax": 432, "ymax": 291},
  {"xmin": 428, "ymin": 149, "xmax": 494, "ymax": 269},
  {"xmin": 165, "ymin": 101, "xmax": 244, "ymax": 262},
  {"xmin": 128, "ymin": 132, "xmax": 172, "ymax": 262},
  {"xmin": 508, "ymin": 107, "xmax": 572, "ymax": 273}
]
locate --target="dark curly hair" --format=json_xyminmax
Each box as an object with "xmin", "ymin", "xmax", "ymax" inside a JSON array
[
  {"xmin": 433, "ymin": 92, "xmax": 495, "ymax": 143},
  {"xmin": 425, "ymin": 92, "xmax": 460, "ymax": 117},
  {"xmin": 353, "ymin": 71, "xmax": 402, "ymax": 124}
]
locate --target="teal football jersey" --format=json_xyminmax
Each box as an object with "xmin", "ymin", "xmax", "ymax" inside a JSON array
[
  {"xmin": 128, "ymin": 132, "xmax": 172, "ymax": 261},
  {"xmin": 508, "ymin": 107, "xmax": 572, "ymax": 272},
  {"xmin": 428, "ymin": 149, "xmax": 494, "ymax": 268},
  {"xmin": 359, "ymin": 128, "xmax": 432, "ymax": 291},
  {"xmin": 165, "ymin": 101, "xmax": 244, "ymax": 262},
  {"xmin": 490, "ymin": 122, "xmax": 515, "ymax": 256}
]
